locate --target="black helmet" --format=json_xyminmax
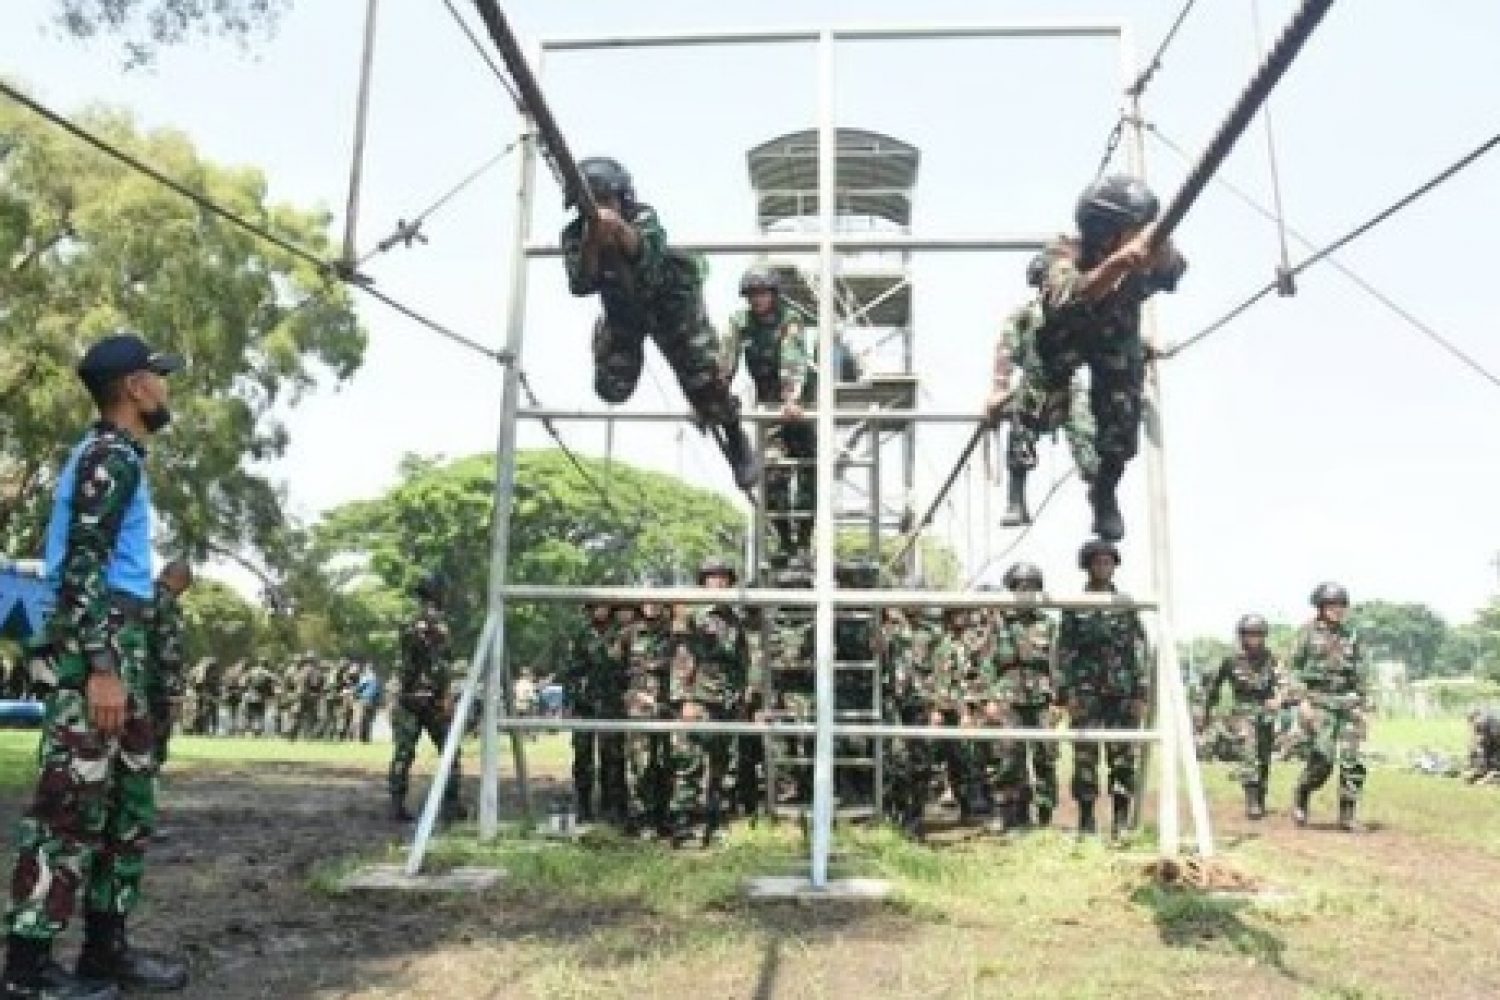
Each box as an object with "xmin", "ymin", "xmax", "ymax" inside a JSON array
[
  {"xmin": 1078, "ymin": 538, "xmax": 1121, "ymax": 571},
  {"xmin": 414, "ymin": 572, "xmax": 446, "ymax": 603},
  {"xmin": 576, "ymin": 156, "xmax": 634, "ymax": 206},
  {"xmin": 1024, "ymin": 252, "xmax": 1048, "ymax": 289},
  {"xmin": 697, "ymin": 557, "xmax": 738, "ymax": 585},
  {"xmin": 1310, "ymin": 582, "xmax": 1350, "ymax": 608},
  {"xmin": 1003, "ymin": 562, "xmax": 1045, "ymax": 591},
  {"xmin": 1236, "ymin": 614, "xmax": 1269, "ymax": 635},
  {"xmin": 1076, "ymin": 174, "xmax": 1159, "ymax": 245},
  {"xmin": 739, "ymin": 266, "xmax": 780, "ymax": 296}
]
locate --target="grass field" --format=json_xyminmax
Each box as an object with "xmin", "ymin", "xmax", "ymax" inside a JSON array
[{"xmin": 0, "ymin": 717, "xmax": 1495, "ymax": 998}]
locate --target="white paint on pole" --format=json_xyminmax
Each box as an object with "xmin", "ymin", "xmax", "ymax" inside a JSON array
[{"xmin": 808, "ymin": 29, "xmax": 838, "ymax": 891}]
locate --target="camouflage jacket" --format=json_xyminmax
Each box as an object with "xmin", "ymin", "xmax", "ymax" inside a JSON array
[
  {"xmin": 625, "ymin": 617, "xmax": 674, "ymax": 717},
  {"xmin": 1057, "ymin": 586, "xmax": 1147, "ymax": 702},
  {"xmin": 992, "ymin": 609, "xmax": 1058, "ymax": 707},
  {"xmin": 1037, "ymin": 236, "xmax": 1186, "ymax": 357},
  {"xmin": 49, "ymin": 422, "xmax": 147, "ymax": 662},
  {"xmin": 931, "ymin": 627, "xmax": 985, "ymax": 708},
  {"xmin": 243, "ymin": 663, "xmax": 279, "ymax": 704},
  {"xmin": 560, "ymin": 204, "xmax": 702, "ymax": 319},
  {"xmin": 722, "ymin": 301, "xmax": 812, "ymax": 406},
  {"xmin": 564, "ymin": 620, "xmax": 628, "ymax": 712},
  {"xmin": 295, "ymin": 661, "xmax": 323, "ymax": 698},
  {"xmin": 189, "ymin": 658, "xmax": 222, "ymax": 696},
  {"xmin": 672, "ymin": 604, "xmax": 748, "ymax": 708},
  {"xmin": 147, "ymin": 580, "xmax": 186, "ymax": 700},
  {"xmin": 221, "ymin": 660, "xmax": 248, "ymax": 700},
  {"xmin": 1287, "ymin": 619, "xmax": 1366, "ymax": 710},
  {"xmin": 994, "ymin": 300, "xmax": 1045, "ymax": 387},
  {"xmin": 903, "ymin": 619, "xmax": 945, "ymax": 705},
  {"xmin": 397, "ymin": 601, "xmax": 452, "ymax": 704},
  {"xmin": 1206, "ymin": 651, "xmax": 1285, "ymax": 713}
]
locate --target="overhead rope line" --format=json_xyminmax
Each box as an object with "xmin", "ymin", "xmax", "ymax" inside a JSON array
[
  {"xmin": 1147, "ymin": 124, "xmax": 1500, "ymax": 392},
  {"xmin": 1166, "ymin": 130, "xmax": 1500, "ymax": 362},
  {"xmin": 515, "ymin": 370, "xmax": 624, "ymax": 517},
  {"xmin": 441, "ymin": 0, "xmax": 522, "ymax": 109},
  {"xmin": 0, "ymin": 79, "xmax": 506, "ymax": 365},
  {"xmin": 1248, "ymin": 0, "xmax": 1296, "ymax": 291},
  {"xmin": 1096, "ymin": 0, "xmax": 1201, "ymax": 176},
  {"xmin": 357, "ymin": 140, "xmax": 519, "ymax": 267}
]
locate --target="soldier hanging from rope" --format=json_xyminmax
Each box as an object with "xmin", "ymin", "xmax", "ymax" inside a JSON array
[
  {"xmin": 1030, "ymin": 176, "xmax": 1187, "ymax": 541},
  {"xmin": 561, "ymin": 157, "xmax": 759, "ymax": 489}
]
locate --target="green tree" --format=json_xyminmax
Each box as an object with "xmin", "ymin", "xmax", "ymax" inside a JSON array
[
  {"xmin": 0, "ymin": 95, "xmax": 364, "ymax": 571},
  {"xmin": 180, "ymin": 577, "xmax": 262, "ymax": 665},
  {"xmin": 1351, "ymin": 601, "xmax": 1449, "ymax": 679},
  {"xmin": 49, "ymin": 1, "xmax": 291, "ymax": 64},
  {"xmin": 314, "ymin": 450, "xmax": 747, "ymax": 674}
]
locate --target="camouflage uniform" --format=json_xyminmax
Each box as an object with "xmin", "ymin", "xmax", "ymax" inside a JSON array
[
  {"xmin": 722, "ymin": 301, "xmax": 814, "ymax": 561},
  {"xmin": 291, "ymin": 656, "xmax": 322, "ymax": 740},
  {"xmin": 562, "ymin": 612, "xmax": 628, "ymax": 823},
  {"xmin": 1205, "ymin": 650, "xmax": 1286, "ymax": 795},
  {"xmin": 187, "ymin": 657, "xmax": 221, "ymax": 736},
  {"xmin": 931, "ymin": 614, "xmax": 984, "ymax": 818},
  {"xmin": 388, "ymin": 602, "xmax": 462, "ymax": 815},
  {"xmin": 991, "ymin": 607, "xmax": 1060, "ymax": 824},
  {"xmin": 625, "ymin": 611, "xmax": 674, "ymax": 831},
  {"xmin": 1287, "ymin": 619, "xmax": 1368, "ymax": 806},
  {"xmin": 145, "ymin": 579, "xmax": 186, "ymax": 765},
  {"xmin": 242, "ymin": 659, "xmax": 278, "ymax": 737},
  {"xmin": 669, "ymin": 603, "xmax": 748, "ymax": 839},
  {"xmin": 317, "ymin": 663, "xmax": 342, "ymax": 740},
  {"xmin": 219, "ymin": 659, "xmax": 247, "ymax": 737},
  {"xmin": 336, "ymin": 661, "xmax": 360, "ymax": 740},
  {"xmin": 6, "ymin": 423, "xmax": 157, "ymax": 941},
  {"xmin": 562, "ymin": 203, "xmax": 753, "ymax": 484},
  {"xmin": 1465, "ymin": 710, "xmax": 1500, "ymax": 784},
  {"xmin": 998, "ymin": 299, "xmax": 1097, "ymax": 484},
  {"xmin": 888, "ymin": 610, "xmax": 946, "ymax": 831},
  {"xmin": 1057, "ymin": 586, "xmax": 1147, "ymax": 829}
]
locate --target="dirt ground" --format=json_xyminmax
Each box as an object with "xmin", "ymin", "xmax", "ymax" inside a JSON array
[{"xmin": 1, "ymin": 745, "xmax": 1498, "ymax": 999}]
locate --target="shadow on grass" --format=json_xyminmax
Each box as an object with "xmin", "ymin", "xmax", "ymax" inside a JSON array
[{"xmin": 1130, "ymin": 882, "xmax": 1300, "ymax": 984}]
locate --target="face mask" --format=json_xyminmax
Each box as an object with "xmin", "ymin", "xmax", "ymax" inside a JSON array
[{"xmin": 142, "ymin": 405, "xmax": 173, "ymax": 433}]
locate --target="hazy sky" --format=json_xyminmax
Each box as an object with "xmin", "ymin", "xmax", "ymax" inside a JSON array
[{"xmin": 4, "ymin": 0, "xmax": 1499, "ymax": 638}]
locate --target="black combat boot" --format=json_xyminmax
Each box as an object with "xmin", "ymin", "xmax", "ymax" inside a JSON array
[
  {"xmin": 1245, "ymin": 784, "xmax": 1266, "ymax": 821},
  {"xmin": 1000, "ymin": 465, "xmax": 1031, "ymax": 527},
  {"xmin": 76, "ymin": 914, "xmax": 187, "ymax": 994},
  {"xmin": 389, "ymin": 792, "xmax": 414, "ymax": 823},
  {"xmin": 1110, "ymin": 793, "xmax": 1132, "ymax": 842},
  {"xmin": 1077, "ymin": 799, "xmax": 1097, "ymax": 836},
  {"xmin": 718, "ymin": 419, "xmax": 761, "ymax": 490},
  {"xmin": 1292, "ymin": 785, "xmax": 1311, "ymax": 827},
  {"xmin": 1088, "ymin": 461, "xmax": 1125, "ymax": 542},
  {"xmin": 3, "ymin": 935, "xmax": 118, "ymax": 1000},
  {"xmin": 1338, "ymin": 798, "xmax": 1362, "ymax": 833}
]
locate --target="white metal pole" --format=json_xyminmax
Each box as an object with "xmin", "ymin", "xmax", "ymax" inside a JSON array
[
  {"xmin": 476, "ymin": 124, "xmax": 540, "ymax": 841},
  {"xmin": 809, "ymin": 29, "xmax": 838, "ymax": 890}
]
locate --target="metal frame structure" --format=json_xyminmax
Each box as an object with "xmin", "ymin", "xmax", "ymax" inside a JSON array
[{"xmin": 405, "ymin": 20, "xmax": 1215, "ymax": 886}]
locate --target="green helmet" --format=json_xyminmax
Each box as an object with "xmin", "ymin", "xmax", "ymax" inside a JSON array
[
  {"xmin": 1078, "ymin": 538, "xmax": 1121, "ymax": 571},
  {"xmin": 1237, "ymin": 614, "xmax": 1269, "ymax": 635},
  {"xmin": 739, "ymin": 266, "xmax": 780, "ymax": 296},
  {"xmin": 1309, "ymin": 582, "xmax": 1350, "ymax": 608},
  {"xmin": 697, "ymin": 557, "xmax": 738, "ymax": 585},
  {"xmin": 576, "ymin": 156, "xmax": 634, "ymax": 206},
  {"xmin": 1076, "ymin": 174, "xmax": 1159, "ymax": 246},
  {"xmin": 1003, "ymin": 562, "xmax": 1045, "ymax": 591}
]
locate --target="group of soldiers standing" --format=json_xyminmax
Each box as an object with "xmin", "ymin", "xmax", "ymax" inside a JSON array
[{"xmin": 175, "ymin": 654, "xmax": 381, "ymax": 742}]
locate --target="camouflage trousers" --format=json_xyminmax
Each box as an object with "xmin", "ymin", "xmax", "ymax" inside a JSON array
[
  {"xmin": 1465, "ymin": 737, "xmax": 1500, "ymax": 783},
  {"xmin": 292, "ymin": 698, "xmax": 318, "ymax": 740},
  {"xmin": 991, "ymin": 703, "xmax": 1059, "ymax": 810},
  {"xmin": 1035, "ymin": 330, "xmax": 1145, "ymax": 467},
  {"xmin": 191, "ymin": 696, "xmax": 218, "ymax": 736},
  {"xmin": 591, "ymin": 283, "xmax": 738, "ymax": 425},
  {"xmin": 765, "ymin": 421, "xmax": 816, "ymax": 560},
  {"xmin": 669, "ymin": 703, "xmax": 731, "ymax": 829},
  {"xmin": 571, "ymin": 706, "xmax": 627, "ymax": 818},
  {"xmin": 388, "ymin": 699, "xmax": 461, "ymax": 805},
  {"xmin": 627, "ymin": 727, "xmax": 672, "ymax": 828},
  {"xmin": 1222, "ymin": 705, "xmax": 1277, "ymax": 789},
  {"xmin": 6, "ymin": 629, "xmax": 156, "ymax": 941},
  {"xmin": 1294, "ymin": 702, "xmax": 1366, "ymax": 802},
  {"xmin": 1006, "ymin": 367, "xmax": 1098, "ymax": 482},
  {"xmin": 1070, "ymin": 695, "xmax": 1142, "ymax": 803}
]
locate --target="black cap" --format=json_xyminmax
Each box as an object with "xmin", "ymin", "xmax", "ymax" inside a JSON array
[{"xmin": 77, "ymin": 332, "xmax": 183, "ymax": 391}]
